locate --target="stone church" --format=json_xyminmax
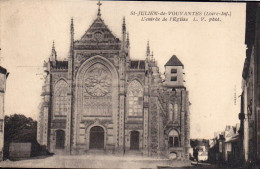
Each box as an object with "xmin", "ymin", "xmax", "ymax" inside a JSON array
[{"xmin": 37, "ymin": 2, "xmax": 191, "ymax": 159}]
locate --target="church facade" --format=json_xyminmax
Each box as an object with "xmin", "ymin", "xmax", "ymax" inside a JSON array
[{"xmin": 37, "ymin": 3, "xmax": 190, "ymax": 159}]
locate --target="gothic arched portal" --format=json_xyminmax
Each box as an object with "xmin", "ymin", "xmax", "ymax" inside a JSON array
[
  {"xmin": 130, "ymin": 130, "xmax": 140, "ymax": 150},
  {"xmin": 56, "ymin": 130, "xmax": 65, "ymax": 149},
  {"xmin": 89, "ymin": 126, "xmax": 105, "ymax": 149},
  {"xmin": 75, "ymin": 56, "xmax": 119, "ymax": 147}
]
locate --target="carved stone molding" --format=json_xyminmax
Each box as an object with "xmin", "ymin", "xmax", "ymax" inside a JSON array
[{"xmin": 127, "ymin": 73, "xmax": 145, "ymax": 84}]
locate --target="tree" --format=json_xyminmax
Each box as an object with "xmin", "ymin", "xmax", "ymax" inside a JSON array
[
  {"xmin": 190, "ymin": 139, "xmax": 210, "ymax": 150},
  {"xmin": 3, "ymin": 114, "xmax": 38, "ymax": 159},
  {"xmin": 190, "ymin": 139, "xmax": 200, "ymax": 148},
  {"xmin": 4, "ymin": 114, "xmax": 37, "ymax": 143}
]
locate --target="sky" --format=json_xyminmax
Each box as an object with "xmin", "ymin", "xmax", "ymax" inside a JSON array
[{"xmin": 0, "ymin": 0, "xmax": 246, "ymax": 139}]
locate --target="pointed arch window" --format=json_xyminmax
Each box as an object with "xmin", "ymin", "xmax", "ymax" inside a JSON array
[
  {"xmin": 128, "ymin": 80, "xmax": 143, "ymax": 116},
  {"xmin": 54, "ymin": 80, "xmax": 69, "ymax": 116},
  {"xmin": 169, "ymin": 103, "xmax": 173, "ymax": 121},
  {"xmin": 174, "ymin": 104, "xmax": 178, "ymax": 121},
  {"xmin": 168, "ymin": 129, "xmax": 180, "ymax": 147}
]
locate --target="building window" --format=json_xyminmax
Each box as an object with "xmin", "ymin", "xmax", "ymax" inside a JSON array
[
  {"xmin": 174, "ymin": 136, "xmax": 179, "ymax": 147},
  {"xmin": 128, "ymin": 80, "xmax": 143, "ymax": 116},
  {"xmin": 171, "ymin": 76, "xmax": 177, "ymax": 81},
  {"xmin": 54, "ymin": 80, "xmax": 69, "ymax": 116},
  {"xmin": 83, "ymin": 63, "xmax": 113, "ymax": 116},
  {"xmin": 169, "ymin": 136, "xmax": 173, "ymax": 147},
  {"xmin": 168, "ymin": 129, "xmax": 180, "ymax": 148},
  {"xmin": 168, "ymin": 104, "xmax": 173, "ymax": 121},
  {"xmin": 171, "ymin": 69, "xmax": 177, "ymax": 73},
  {"xmin": 174, "ymin": 104, "xmax": 178, "ymax": 121}
]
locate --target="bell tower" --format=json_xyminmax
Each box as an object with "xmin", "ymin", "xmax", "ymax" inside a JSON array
[{"xmin": 164, "ymin": 55, "xmax": 185, "ymax": 88}]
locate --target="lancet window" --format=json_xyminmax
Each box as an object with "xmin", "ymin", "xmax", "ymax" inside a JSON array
[
  {"xmin": 54, "ymin": 80, "xmax": 68, "ymax": 116},
  {"xmin": 128, "ymin": 80, "xmax": 143, "ymax": 116}
]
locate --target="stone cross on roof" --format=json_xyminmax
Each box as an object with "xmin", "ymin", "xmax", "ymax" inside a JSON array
[{"xmin": 97, "ymin": 0, "xmax": 102, "ymax": 17}]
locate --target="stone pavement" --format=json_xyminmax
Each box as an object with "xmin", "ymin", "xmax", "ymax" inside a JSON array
[
  {"xmin": 160, "ymin": 162, "xmax": 260, "ymax": 169},
  {"xmin": 0, "ymin": 154, "xmax": 191, "ymax": 168}
]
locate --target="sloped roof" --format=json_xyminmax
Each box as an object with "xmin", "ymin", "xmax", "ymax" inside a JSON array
[
  {"xmin": 0, "ymin": 66, "xmax": 7, "ymax": 74},
  {"xmin": 225, "ymin": 134, "xmax": 240, "ymax": 143},
  {"xmin": 78, "ymin": 17, "xmax": 119, "ymax": 43},
  {"xmin": 74, "ymin": 16, "xmax": 121, "ymax": 50},
  {"xmin": 165, "ymin": 55, "xmax": 184, "ymax": 67}
]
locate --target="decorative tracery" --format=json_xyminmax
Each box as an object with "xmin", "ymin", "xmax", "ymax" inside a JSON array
[
  {"xmin": 54, "ymin": 80, "xmax": 69, "ymax": 116},
  {"xmin": 128, "ymin": 80, "xmax": 143, "ymax": 116},
  {"xmin": 83, "ymin": 63, "xmax": 112, "ymax": 116},
  {"xmin": 84, "ymin": 63, "xmax": 112, "ymax": 97}
]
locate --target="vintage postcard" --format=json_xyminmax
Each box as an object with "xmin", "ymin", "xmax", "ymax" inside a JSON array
[{"xmin": 0, "ymin": 0, "xmax": 259, "ymax": 169}]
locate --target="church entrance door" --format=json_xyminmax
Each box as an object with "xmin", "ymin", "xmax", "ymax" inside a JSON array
[
  {"xmin": 56, "ymin": 130, "xmax": 65, "ymax": 149},
  {"xmin": 130, "ymin": 131, "xmax": 139, "ymax": 150},
  {"xmin": 89, "ymin": 126, "xmax": 104, "ymax": 149}
]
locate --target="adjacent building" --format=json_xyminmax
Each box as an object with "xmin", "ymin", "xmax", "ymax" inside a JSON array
[
  {"xmin": 0, "ymin": 66, "xmax": 9, "ymax": 161},
  {"xmin": 37, "ymin": 2, "xmax": 191, "ymax": 159},
  {"xmin": 208, "ymin": 124, "xmax": 241, "ymax": 165},
  {"xmin": 239, "ymin": 2, "xmax": 260, "ymax": 164}
]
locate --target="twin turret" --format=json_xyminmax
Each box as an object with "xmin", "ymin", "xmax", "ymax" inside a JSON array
[
  {"xmin": 50, "ymin": 41, "xmax": 57, "ymax": 68},
  {"xmin": 145, "ymin": 41, "xmax": 156, "ymax": 65},
  {"xmin": 70, "ymin": 18, "xmax": 74, "ymax": 58},
  {"xmin": 121, "ymin": 17, "xmax": 130, "ymax": 57}
]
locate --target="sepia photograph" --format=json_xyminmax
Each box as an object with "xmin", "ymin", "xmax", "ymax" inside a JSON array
[{"xmin": 0, "ymin": 0, "xmax": 259, "ymax": 168}]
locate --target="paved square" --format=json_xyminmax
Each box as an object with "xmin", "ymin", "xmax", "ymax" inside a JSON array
[{"xmin": 0, "ymin": 154, "xmax": 191, "ymax": 168}]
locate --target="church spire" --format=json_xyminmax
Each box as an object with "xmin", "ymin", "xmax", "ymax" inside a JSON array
[
  {"xmin": 70, "ymin": 17, "xmax": 74, "ymax": 56},
  {"xmin": 152, "ymin": 51, "xmax": 156, "ymax": 63},
  {"xmin": 121, "ymin": 17, "xmax": 127, "ymax": 52},
  {"xmin": 51, "ymin": 41, "xmax": 57, "ymax": 61},
  {"xmin": 122, "ymin": 16, "xmax": 126, "ymax": 33},
  {"xmin": 146, "ymin": 41, "xmax": 150, "ymax": 58},
  {"xmin": 126, "ymin": 32, "xmax": 130, "ymax": 48},
  {"xmin": 97, "ymin": 0, "xmax": 102, "ymax": 17},
  {"xmin": 151, "ymin": 51, "xmax": 154, "ymax": 62},
  {"xmin": 70, "ymin": 17, "xmax": 74, "ymax": 34}
]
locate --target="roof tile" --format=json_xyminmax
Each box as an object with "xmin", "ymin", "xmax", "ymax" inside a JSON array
[{"xmin": 165, "ymin": 55, "xmax": 183, "ymax": 67}]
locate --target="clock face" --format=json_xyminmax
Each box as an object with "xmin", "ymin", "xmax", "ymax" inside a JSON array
[
  {"xmin": 84, "ymin": 65, "xmax": 112, "ymax": 97},
  {"xmin": 94, "ymin": 32, "xmax": 103, "ymax": 42}
]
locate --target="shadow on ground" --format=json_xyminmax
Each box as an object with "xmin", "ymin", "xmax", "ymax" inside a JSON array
[{"xmin": 7, "ymin": 153, "xmax": 54, "ymax": 162}]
